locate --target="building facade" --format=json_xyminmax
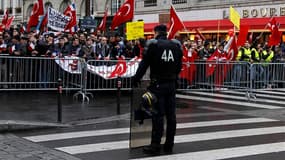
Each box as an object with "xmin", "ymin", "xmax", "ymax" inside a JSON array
[
  {"xmin": 3, "ymin": 0, "xmax": 285, "ymax": 34},
  {"xmin": 0, "ymin": 0, "xmax": 23, "ymax": 24},
  {"xmin": 134, "ymin": 0, "xmax": 285, "ymax": 33}
]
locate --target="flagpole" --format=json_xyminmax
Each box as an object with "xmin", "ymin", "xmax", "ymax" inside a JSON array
[{"xmin": 217, "ymin": 20, "xmax": 220, "ymax": 43}]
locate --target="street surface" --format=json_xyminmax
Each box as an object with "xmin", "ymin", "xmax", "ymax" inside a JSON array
[{"xmin": 14, "ymin": 89, "xmax": 285, "ymax": 160}]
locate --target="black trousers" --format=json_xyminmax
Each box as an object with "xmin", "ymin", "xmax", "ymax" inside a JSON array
[{"xmin": 148, "ymin": 81, "xmax": 176, "ymax": 147}]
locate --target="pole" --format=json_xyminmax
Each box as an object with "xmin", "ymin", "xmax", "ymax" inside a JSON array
[
  {"xmin": 57, "ymin": 78, "xmax": 63, "ymax": 123},
  {"xmin": 217, "ymin": 20, "xmax": 220, "ymax": 43},
  {"xmin": 117, "ymin": 76, "xmax": 121, "ymax": 115}
]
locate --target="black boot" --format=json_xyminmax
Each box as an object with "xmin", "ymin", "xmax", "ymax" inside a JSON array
[
  {"xmin": 143, "ymin": 144, "xmax": 161, "ymax": 155},
  {"xmin": 163, "ymin": 144, "xmax": 173, "ymax": 154}
]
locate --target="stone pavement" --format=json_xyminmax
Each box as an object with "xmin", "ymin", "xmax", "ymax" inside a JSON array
[{"xmin": 0, "ymin": 134, "xmax": 80, "ymax": 160}]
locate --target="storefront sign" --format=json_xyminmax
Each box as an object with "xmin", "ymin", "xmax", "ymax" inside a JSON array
[{"xmin": 223, "ymin": 6, "xmax": 285, "ymax": 19}]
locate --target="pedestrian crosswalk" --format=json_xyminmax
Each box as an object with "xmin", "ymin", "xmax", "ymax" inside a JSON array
[
  {"xmin": 20, "ymin": 113, "xmax": 285, "ymax": 159},
  {"xmin": 18, "ymin": 89, "xmax": 285, "ymax": 160},
  {"xmin": 177, "ymin": 89, "xmax": 285, "ymax": 110}
]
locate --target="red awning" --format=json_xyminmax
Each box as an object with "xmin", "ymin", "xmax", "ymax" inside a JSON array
[{"xmin": 144, "ymin": 17, "xmax": 285, "ymax": 33}]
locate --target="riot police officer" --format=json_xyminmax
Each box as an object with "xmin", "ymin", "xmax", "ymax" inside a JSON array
[{"xmin": 133, "ymin": 24, "xmax": 183, "ymax": 155}]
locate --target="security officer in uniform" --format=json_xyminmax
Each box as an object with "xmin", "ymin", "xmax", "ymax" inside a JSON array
[{"xmin": 133, "ymin": 24, "xmax": 183, "ymax": 155}]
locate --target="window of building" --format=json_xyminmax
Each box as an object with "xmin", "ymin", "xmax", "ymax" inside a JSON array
[
  {"xmin": 26, "ymin": 4, "xmax": 34, "ymax": 17},
  {"xmin": 0, "ymin": 0, "xmax": 4, "ymax": 10},
  {"xmin": 144, "ymin": 0, "xmax": 157, "ymax": 7},
  {"xmin": 111, "ymin": 0, "xmax": 121, "ymax": 15},
  {"xmin": 17, "ymin": 0, "xmax": 21, "ymax": 7},
  {"xmin": 91, "ymin": 0, "xmax": 95, "ymax": 15},
  {"xmin": 172, "ymin": 0, "xmax": 187, "ymax": 4},
  {"xmin": 59, "ymin": 0, "xmax": 71, "ymax": 13}
]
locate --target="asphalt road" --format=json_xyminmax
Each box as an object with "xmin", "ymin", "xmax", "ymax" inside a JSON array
[{"xmin": 14, "ymin": 89, "xmax": 285, "ymax": 160}]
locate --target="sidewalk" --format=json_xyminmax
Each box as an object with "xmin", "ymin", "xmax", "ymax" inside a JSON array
[
  {"xmin": 0, "ymin": 134, "xmax": 80, "ymax": 160},
  {"xmin": 0, "ymin": 90, "xmax": 131, "ymax": 131}
]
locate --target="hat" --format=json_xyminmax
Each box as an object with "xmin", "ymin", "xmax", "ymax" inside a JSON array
[
  {"xmin": 154, "ymin": 24, "xmax": 167, "ymax": 33},
  {"xmin": 204, "ymin": 40, "xmax": 210, "ymax": 46}
]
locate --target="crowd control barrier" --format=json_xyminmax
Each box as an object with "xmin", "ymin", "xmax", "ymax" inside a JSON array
[
  {"xmin": 0, "ymin": 56, "xmax": 82, "ymax": 91},
  {"xmin": 1, "ymin": 56, "xmax": 285, "ymax": 102}
]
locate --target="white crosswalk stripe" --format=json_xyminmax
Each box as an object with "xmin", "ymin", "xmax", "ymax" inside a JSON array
[
  {"xmin": 177, "ymin": 89, "xmax": 285, "ymax": 109},
  {"xmin": 55, "ymin": 125, "xmax": 285, "ymax": 154},
  {"xmin": 23, "ymin": 117, "xmax": 276, "ymax": 142},
  {"xmin": 131, "ymin": 142, "xmax": 285, "ymax": 160}
]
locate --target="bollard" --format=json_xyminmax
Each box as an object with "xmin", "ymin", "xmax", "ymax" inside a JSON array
[
  {"xmin": 57, "ymin": 78, "xmax": 63, "ymax": 123},
  {"xmin": 117, "ymin": 76, "xmax": 122, "ymax": 115}
]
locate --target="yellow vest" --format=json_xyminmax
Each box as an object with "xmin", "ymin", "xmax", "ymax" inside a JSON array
[
  {"xmin": 237, "ymin": 47, "xmax": 251, "ymax": 61},
  {"xmin": 262, "ymin": 50, "xmax": 274, "ymax": 66},
  {"xmin": 251, "ymin": 48, "xmax": 260, "ymax": 62}
]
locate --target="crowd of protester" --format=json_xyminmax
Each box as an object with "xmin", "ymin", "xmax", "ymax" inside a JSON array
[
  {"xmin": 0, "ymin": 27, "xmax": 146, "ymax": 61},
  {"xmin": 1, "ymin": 26, "xmax": 285, "ymax": 89}
]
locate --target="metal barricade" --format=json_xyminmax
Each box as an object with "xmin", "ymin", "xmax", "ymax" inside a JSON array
[
  {"xmin": 0, "ymin": 56, "xmax": 83, "ymax": 91},
  {"xmin": 250, "ymin": 62, "xmax": 285, "ymax": 92},
  {"xmin": 177, "ymin": 60, "xmax": 251, "ymax": 97}
]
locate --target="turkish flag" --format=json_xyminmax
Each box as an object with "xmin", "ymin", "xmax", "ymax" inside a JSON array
[
  {"xmin": 237, "ymin": 25, "xmax": 249, "ymax": 47},
  {"xmin": 64, "ymin": 3, "xmax": 77, "ymax": 32},
  {"xmin": 108, "ymin": 58, "xmax": 127, "ymax": 78},
  {"xmin": 111, "ymin": 0, "xmax": 134, "ymax": 30},
  {"xmin": 1, "ymin": 10, "xmax": 9, "ymax": 26},
  {"xmin": 214, "ymin": 36, "xmax": 238, "ymax": 86},
  {"xmin": 40, "ymin": 13, "xmax": 48, "ymax": 32},
  {"xmin": 97, "ymin": 8, "xmax": 108, "ymax": 32},
  {"xmin": 27, "ymin": 0, "xmax": 44, "ymax": 32},
  {"xmin": 180, "ymin": 46, "xmax": 198, "ymax": 84},
  {"xmin": 268, "ymin": 18, "xmax": 282, "ymax": 46},
  {"xmin": 206, "ymin": 50, "xmax": 219, "ymax": 77},
  {"xmin": 225, "ymin": 36, "xmax": 238, "ymax": 61},
  {"xmin": 167, "ymin": 5, "xmax": 185, "ymax": 39},
  {"xmin": 5, "ymin": 16, "xmax": 14, "ymax": 29}
]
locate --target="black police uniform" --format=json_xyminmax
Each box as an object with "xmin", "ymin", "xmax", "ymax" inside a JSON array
[{"xmin": 134, "ymin": 25, "xmax": 183, "ymax": 154}]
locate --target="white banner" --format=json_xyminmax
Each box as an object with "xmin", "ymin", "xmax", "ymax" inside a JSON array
[
  {"xmin": 55, "ymin": 56, "xmax": 141, "ymax": 79},
  {"xmin": 54, "ymin": 56, "xmax": 82, "ymax": 74},
  {"xmin": 87, "ymin": 58, "xmax": 141, "ymax": 79},
  {"xmin": 47, "ymin": 7, "xmax": 70, "ymax": 32}
]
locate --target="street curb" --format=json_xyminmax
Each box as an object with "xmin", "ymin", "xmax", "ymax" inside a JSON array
[{"xmin": 0, "ymin": 120, "xmax": 70, "ymax": 132}]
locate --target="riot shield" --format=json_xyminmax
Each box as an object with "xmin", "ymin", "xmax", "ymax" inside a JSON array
[
  {"xmin": 130, "ymin": 80, "xmax": 166, "ymax": 149},
  {"xmin": 130, "ymin": 85, "xmax": 152, "ymax": 148}
]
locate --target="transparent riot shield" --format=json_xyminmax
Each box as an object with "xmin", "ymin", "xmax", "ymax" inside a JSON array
[
  {"xmin": 130, "ymin": 80, "xmax": 166, "ymax": 149},
  {"xmin": 130, "ymin": 85, "xmax": 152, "ymax": 148}
]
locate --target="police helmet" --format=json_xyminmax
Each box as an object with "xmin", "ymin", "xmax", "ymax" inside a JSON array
[{"xmin": 141, "ymin": 91, "xmax": 157, "ymax": 114}]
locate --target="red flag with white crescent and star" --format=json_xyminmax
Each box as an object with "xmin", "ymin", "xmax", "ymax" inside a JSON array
[
  {"xmin": 267, "ymin": 17, "xmax": 282, "ymax": 46},
  {"xmin": 1, "ymin": 10, "xmax": 9, "ymax": 26},
  {"xmin": 64, "ymin": 2, "xmax": 77, "ymax": 33},
  {"xmin": 97, "ymin": 8, "xmax": 108, "ymax": 32},
  {"xmin": 108, "ymin": 58, "xmax": 127, "ymax": 78},
  {"xmin": 27, "ymin": 0, "xmax": 44, "ymax": 32},
  {"xmin": 167, "ymin": 5, "xmax": 185, "ymax": 39},
  {"xmin": 111, "ymin": 0, "xmax": 134, "ymax": 30}
]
